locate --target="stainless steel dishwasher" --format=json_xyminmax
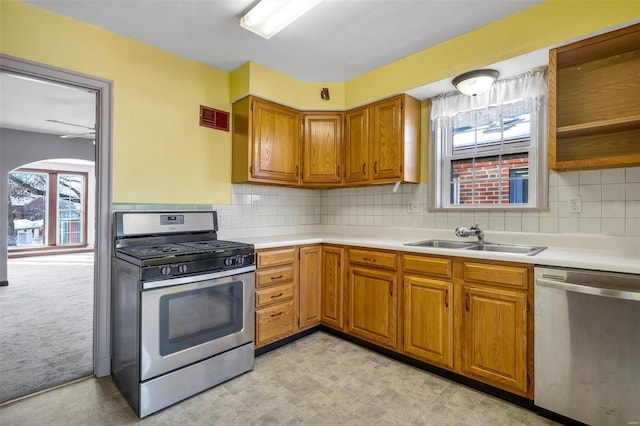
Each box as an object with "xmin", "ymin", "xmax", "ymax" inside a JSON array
[{"xmin": 535, "ymin": 267, "xmax": 640, "ymax": 426}]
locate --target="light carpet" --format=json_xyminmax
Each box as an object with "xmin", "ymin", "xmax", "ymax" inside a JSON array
[{"xmin": 0, "ymin": 253, "xmax": 94, "ymax": 403}]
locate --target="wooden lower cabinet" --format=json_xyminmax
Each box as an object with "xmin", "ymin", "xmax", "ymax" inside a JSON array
[
  {"xmin": 321, "ymin": 246, "xmax": 344, "ymax": 330},
  {"xmin": 403, "ymin": 275, "xmax": 453, "ymax": 369},
  {"xmin": 254, "ymin": 245, "xmax": 533, "ymax": 399},
  {"xmin": 462, "ymin": 285, "xmax": 528, "ymax": 395},
  {"xmin": 299, "ymin": 246, "xmax": 322, "ymax": 329},
  {"xmin": 256, "ymin": 301, "xmax": 295, "ymax": 347},
  {"xmin": 347, "ymin": 266, "xmax": 398, "ymax": 349},
  {"xmin": 255, "ymin": 247, "xmax": 297, "ymax": 348}
]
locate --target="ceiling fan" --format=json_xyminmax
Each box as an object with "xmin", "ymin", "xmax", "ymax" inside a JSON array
[{"xmin": 46, "ymin": 119, "xmax": 95, "ymax": 139}]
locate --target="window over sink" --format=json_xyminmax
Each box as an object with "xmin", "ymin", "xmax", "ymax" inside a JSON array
[{"xmin": 428, "ymin": 70, "xmax": 548, "ymax": 210}]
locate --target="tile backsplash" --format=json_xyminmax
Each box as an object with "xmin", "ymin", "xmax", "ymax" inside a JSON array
[
  {"xmin": 114, "ymin": 167, "xmax": 640, "ymax": 237},
  {"xmin": 320, "ymin": 167, "xmax": 640, "ymax": 237}
]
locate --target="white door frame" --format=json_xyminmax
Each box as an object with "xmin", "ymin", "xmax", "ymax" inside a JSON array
[{"xmin": 0, "ymin": 54, "xmax": 113, "ymax": 377}]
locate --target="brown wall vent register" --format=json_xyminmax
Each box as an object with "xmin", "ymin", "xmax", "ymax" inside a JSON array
[{"xmin": 200, "ymin": 105, "xmax": 230, "ymax": 132}]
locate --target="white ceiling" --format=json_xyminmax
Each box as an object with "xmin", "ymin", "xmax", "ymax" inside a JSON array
[
  {"xmin": 9, "ymin": 1, "xmax": 632, "ymax": 137},
  {"xmin": 24, "ymin": 0, "xmax": 544, "ymax": 82},
  {"xmin": 0, "ymin": 73, "xmax": 96, "ymax": 138}
]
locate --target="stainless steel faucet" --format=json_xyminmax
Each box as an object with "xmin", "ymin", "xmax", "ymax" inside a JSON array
[{"xmin": 455, "ymin": 223, "xmax": 484, "ymax": 243}]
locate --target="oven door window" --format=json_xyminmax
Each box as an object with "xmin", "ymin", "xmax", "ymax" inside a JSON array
[{"xmin": 159, "ymin": 280, "xmax": 243, "ymax": 356}]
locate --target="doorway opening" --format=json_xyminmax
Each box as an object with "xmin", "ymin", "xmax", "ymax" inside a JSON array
[{"xmin": 0, "ymin": 55, "xmax": 112, "ymax": 403}]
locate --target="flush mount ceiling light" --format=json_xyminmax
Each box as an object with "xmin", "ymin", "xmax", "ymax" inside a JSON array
[
  {"xmin": 241, "ymin": 0, "xmax": 322, "ymax": 39},
  {"xmin": 452, "ymin": 69, "xmax": 499, "ymax": 96}
]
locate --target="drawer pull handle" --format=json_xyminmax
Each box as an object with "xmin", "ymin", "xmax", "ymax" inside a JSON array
[
  {"xmin": 270, "ymin": 312, "xmax": 283, "ymax": 318},
  {"xmin": 465, "ymin": 293, "xmax": 470, "ymax": 311},
  {"xmin": 270, "ymin": 275, "xmax": 284, "ymax": 280},
  {"xmin": 445, "ymin": 289, "xmax": 449, "ymax": 308},
  {"xmin": 363, "ymin": 257, "xmax": 377, "ymax": 263},
  {"xmin": 270, "ymin": 293, "xmax": 283, "ymax": 299}
]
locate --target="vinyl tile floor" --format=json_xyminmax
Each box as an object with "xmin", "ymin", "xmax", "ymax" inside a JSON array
[{"xmin": 0, "ymin": 332, "xmax": 558, "ymax": 425}]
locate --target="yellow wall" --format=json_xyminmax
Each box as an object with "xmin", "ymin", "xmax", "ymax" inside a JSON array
[
  {"xmin": 346, "ymin": 1, "xmax": 640, "ymax": 107},
  {"xmin": 231, "ymin": 61, "xmax": 345, "ymax": 110},
  {"xmin": 2, "ymin": 0, "xmax": 638, "ymax": 204},
  {"xmin": 1, "ymin": 0, "xmax": 232, "ymax": 204}
]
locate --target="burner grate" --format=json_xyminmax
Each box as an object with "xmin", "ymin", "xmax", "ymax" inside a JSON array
[
  {"xmin": 119, "ymin": 243, "xmax": 202, "ymax": 259},
  {"xmin": 180, "ymin": 240, "xmax": 248, "ymax": 251}
]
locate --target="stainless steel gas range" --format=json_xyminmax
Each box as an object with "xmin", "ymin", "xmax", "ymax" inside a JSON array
[{"xmin": 111, "ymin": 211, "xmax": 255, "ymax": 417}]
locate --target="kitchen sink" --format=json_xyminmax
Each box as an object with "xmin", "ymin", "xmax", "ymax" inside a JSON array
[
  {"xmin": 463, "ymin": 243, "xmax": 547, "ymax": 256},
  {"xmin": 404, "ymin": 240, "xmax": 547, "ymax": 256},
  {"xmin": 404, "ymin": 240, "xmax": 478, "ymax": 249}
]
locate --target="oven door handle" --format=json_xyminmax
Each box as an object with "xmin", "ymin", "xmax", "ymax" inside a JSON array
[{"xmin": 142, "ymin": 265, "xmax": 256, "ymax": 290}]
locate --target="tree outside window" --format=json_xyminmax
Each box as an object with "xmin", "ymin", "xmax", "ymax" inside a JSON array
[{"xmin": 8, "ymin": 169, "xmax": 86, "ymax": 248}]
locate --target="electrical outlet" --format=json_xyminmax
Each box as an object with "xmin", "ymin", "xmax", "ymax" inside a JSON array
[
  {"xmin": 252, "ymin": 200, "xmax": 261, "ymax": 214},
  {"xmin": 407, "ymin": 200, "xmax": 420, "ymax": 214},
  {"xmin": 568, "ymin": 196, "xmax": 581, "ymax": 214}
]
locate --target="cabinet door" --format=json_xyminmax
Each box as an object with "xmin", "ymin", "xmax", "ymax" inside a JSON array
[
  {"xmin": 370, "ymin": 96, "xmax": 402, "ymax": 181},
  {"xmin": 299, "ymin": 246, "xmax": 322, "ymax": 329},
  {"xmin": 252, "ymin": 98, "xmax": 301, "ymax": 183},
  {"xmin": 462, "ymin": 286, "xmax": 528, "ymax": 395},
  {"xmin": 347, "ymin": 266, "xmax": 397, "ymax": 349},
  {"xmin": 321, "ymin": 246, "xmax": 344, "ymax": 330},
  {"xmin": 345, "ymin": 107, "xmax": 369, "ymax": 183},
  {"xmin": 403, "ymin": 275, "xmax": 453, "ymax": 369},
  {"xmin": 302, "ymin": 113, "xmax": 343, "ymax": 185}
]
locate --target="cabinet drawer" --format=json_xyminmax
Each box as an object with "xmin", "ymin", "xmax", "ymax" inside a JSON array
[
  {"xmin": 256, "ymin": 265, "xmax": 295, "ymax": 288},
  {"xmin": 463, "ymin": 262, "xmax": 529, "ymax": 289},
  {"xmin": 403, "ymin": 255, "xmax": 452, "ymax": 278},
  {"xmin": 256, "ymin": 301, "xmax": 295, "ymax": 347},
  {"xmin": 349, "ymin": 249, "xmax": 396, "ymax": 270},
  {"xmin": 256, "ymin": 283, "xmax": 294, "ymax": 308},
  {"xmin": 257, "ymin": 247, "xmax": 296, "ymax": 268}
]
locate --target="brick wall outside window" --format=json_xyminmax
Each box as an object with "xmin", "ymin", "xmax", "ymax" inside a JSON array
[{"xmin": 452, "ymin": 153, "xmax": 529, "ymax": 204}]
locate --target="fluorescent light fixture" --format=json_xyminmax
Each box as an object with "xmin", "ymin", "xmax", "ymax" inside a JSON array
[
  {"xmin": 452, "ymin": 69, "xmax": 499, "ymax": 96},
  {"xmin": 241, "ymin": 0, "xmax": 322, "ymax": 39}
]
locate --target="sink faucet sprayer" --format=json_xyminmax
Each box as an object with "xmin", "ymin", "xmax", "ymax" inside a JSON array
[{"xmin": 455, "ymin": 223, "xmax": 484, "ymax": 243}]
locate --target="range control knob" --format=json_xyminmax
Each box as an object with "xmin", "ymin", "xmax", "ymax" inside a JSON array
[
  {"xmin": 224, "ymin": 257, "xmax": 233, "ymax": 266},
  {"xmin": 160, "ymin": 266, "xmax": 171, "ymax": 276},
  {"xmin": 177, "ymin": 264, "xmax": 187, "ymax": 274},
  {"xmin": 236, "ymin": 255, "xmax": 244, "ymax": 265}
]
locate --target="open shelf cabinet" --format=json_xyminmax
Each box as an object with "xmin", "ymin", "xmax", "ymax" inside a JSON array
[{"xmin": 548, "ymin": 23, "xmax": 640, "ymax": 171}]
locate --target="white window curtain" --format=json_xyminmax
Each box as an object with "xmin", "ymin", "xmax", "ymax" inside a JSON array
[
  {"xmin": 430, "ymin": 69, "xmax": 547, "ymax": 120},
  {"xmin": 428, "ymin": 69, "xmax": 548, "ymax": 210}
]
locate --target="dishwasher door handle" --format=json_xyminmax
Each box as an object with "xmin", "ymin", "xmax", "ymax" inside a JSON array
[{"xmin": 536, "ymin": 278, "xmax": 640, "ymax": 301}]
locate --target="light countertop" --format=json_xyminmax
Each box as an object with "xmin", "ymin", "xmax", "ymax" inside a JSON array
[{"xmin": 220, "ymin": 225, "xmax": 640, "ymax": 275}]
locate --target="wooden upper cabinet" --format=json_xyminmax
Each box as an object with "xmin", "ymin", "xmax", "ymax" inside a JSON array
[
  {"xmin": 233, "ymin": 93, "xmax": 420, "ymax": 187},
  {"xmin": 462, "ymin": 286, "xmax": 528, "ymax": 395},
  {"xmin": 345, "ymin": 94, "xmax": 420, "ymax": 185},
  {"xmin": 371, "ymin": 96, "xmax": 403, "ymax": 181},
  {"xmin": 302, "ymin": 113, "xmax": 344, "ymax": 186},
  {"xmin": 345, "ymin": 106, "xmax": 370, "ymax": 183},
  {"xmin": 299, "ymin": 246, "xmax": 322, "ymax": 330},
  {"xmin": 549, "ymin": 23, "xmax": 640, "ymax": 170},
  {"xmin": 232, "ymin": 96, "xmax": 301, "ymax": 185}
]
